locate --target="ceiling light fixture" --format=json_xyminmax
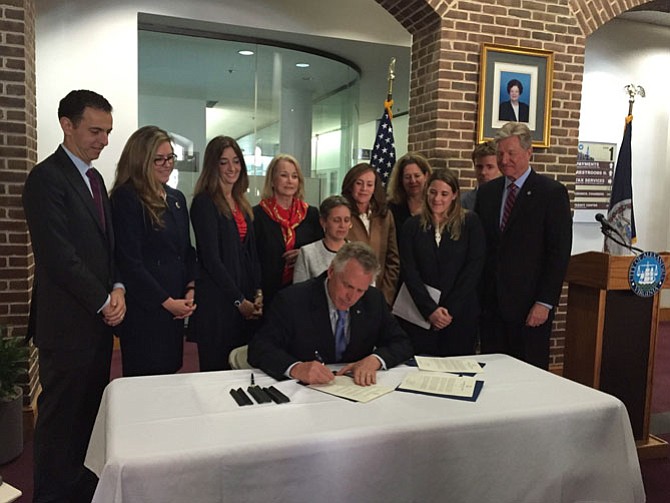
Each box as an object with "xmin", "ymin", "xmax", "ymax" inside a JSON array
[
  {"xmin": 238, "ymin": 50, "xmax": 254, "ymax": 56},
  {"xmin": 295, "ymin": 62, "xmax": 310, "ymax": 68}
]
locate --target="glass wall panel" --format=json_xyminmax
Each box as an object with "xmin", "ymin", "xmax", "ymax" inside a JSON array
[{"xmin": 139, "ymin": 29, "xmax": 360, "ymax": 207}]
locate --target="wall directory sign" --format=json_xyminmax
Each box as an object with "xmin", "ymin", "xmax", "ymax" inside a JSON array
[{"xmin": 574, "ymin": 141, "xmax": 616, "ymax": 223}]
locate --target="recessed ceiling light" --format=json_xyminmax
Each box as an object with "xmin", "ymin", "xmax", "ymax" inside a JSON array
[
  {"xmin": 295, "ymin": 62, "xmax": 310, "ymax": 68},
  {"xmin": 238, "ymin": 50, "xmax": 254, "ymax": 56}
]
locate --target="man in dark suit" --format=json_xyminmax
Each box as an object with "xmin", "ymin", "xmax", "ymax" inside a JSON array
[
  {"xmin": 475, "ymin": 122, "xmax": 572, "ymax": 370},
  {"xmin": 248, "ymin": 242, "xmax": 412, "ymax": 386},
  {"xmin": 23, "ymin": 90, "xmax": 125, "ymax": 503}
]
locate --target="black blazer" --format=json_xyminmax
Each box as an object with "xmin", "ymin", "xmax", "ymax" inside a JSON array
[
  {"xmin": 252, "ymin": 204, "xmax": 322, "ymax": 307},
  {"xmin": 111, "ymin": 183, "xmax": 196, "ymax": 311},
  {"xmin": 499, "ymin": 100, "xmax": 529, "ymax": 122},
  {"xmin": 190, "ymin": 193, "xmax": 261, "ymax": 349},
  {"xmin": 475, "ymin": 170, "xmax": 573, "ymax": 322},
  {"xmin": 400, "ymin": 212, "xmax": 485, "ymax": 320},
  {"xmin": 248, "ymin": 273, "xmax": 413, "ymax": 378},
  {"xmin": 23, "ymin": 146, "xmax": 117, "ymax": 352}
]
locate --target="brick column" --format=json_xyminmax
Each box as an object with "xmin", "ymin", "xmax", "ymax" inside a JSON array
[
  {"xmin": 0, "ymin": 0, "xmax": 38, "ymax": 430},
  {"xmin": 376, "ymin": 0, "xmax": 651, "ymax": 369}
]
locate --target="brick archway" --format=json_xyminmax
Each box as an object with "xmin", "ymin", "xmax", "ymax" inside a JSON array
[{"xmin": 375, "ymin": 0, "xmax": 655, "ymax": 367}]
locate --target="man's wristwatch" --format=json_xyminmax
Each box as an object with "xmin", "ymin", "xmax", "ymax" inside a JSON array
[{"xmin": 234, "ymin": 298, "xmax": 243, "ymax": 308}]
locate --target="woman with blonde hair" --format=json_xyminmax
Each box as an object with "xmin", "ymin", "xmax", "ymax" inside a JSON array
[
  {"xmin": 387, "ymin": 152, "xmax": 433, "ymax": 234},
  {"xmin": 341, "ymin": 162, "xmax": 399, "ymax": 305},
  {"xmin": 190, "ymin": 136, "xmax": 262, "ymax": 371},
  {"xmin": 399, "ymin": 168, "xmax": 485, "ymax": 356},
  {"xmin": 253, "ymin": 154, "xmax": 322, "ymax": 309},
  {"xmin": 110, "ymin": 125, "xmax": 197, "ymax": 376}
]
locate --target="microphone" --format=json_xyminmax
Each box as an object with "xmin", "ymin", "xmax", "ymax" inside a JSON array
[{"xmin": 595, "ymin": 213, "xmax": 620, "ymax": 235}]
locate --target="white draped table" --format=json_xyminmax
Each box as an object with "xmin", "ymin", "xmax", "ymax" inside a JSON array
[{"xmin": 85, "ymin": 354, "xmax": 645, "ymax": 503}]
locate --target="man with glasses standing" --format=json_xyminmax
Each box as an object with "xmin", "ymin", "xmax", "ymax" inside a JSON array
[
  {"xmin": 23, "ymin": 90, "xmax": 125, "ymax": 502},
  {"xmin": 110, "ymin": 125, "xmax": 197, "ymax": 378}
]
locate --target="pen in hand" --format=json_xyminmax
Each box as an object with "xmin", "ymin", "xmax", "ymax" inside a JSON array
[{"xmin": 314, "ymin": 351, "xmax": 325, "ymax": 364}]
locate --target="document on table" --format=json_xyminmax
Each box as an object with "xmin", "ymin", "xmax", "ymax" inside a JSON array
[
  {"xmin": 392, "ymin": 283, "xmax": 441, "ymax": 329},
  {"xmin": 307, "ymin": 376, "xmax": 395, "ymax": 403},
  {"xmin": 415, "ymin": 356, "xmax": 484, "ymax": 374},
  {"xmin": 398, "ymin": 372, "xmax": 478, "ymax": 399}
]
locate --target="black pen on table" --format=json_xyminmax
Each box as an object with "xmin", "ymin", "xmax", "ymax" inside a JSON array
[{"xmin": 251, "ymin": 372, "xmax": 255, "ymax": 386}]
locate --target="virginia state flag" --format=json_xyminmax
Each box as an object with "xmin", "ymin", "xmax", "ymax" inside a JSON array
[{"xmin": 604, "ymin": 115, "xmax": 636, "ymax": 255}]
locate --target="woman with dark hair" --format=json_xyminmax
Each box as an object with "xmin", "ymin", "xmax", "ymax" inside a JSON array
[
  {"xmin": 190, "ymin": 136, "xmax": 262, "ymax": 371},
  {"xmin": 499, "ymin": 78, "xmax": 529, "ymax": 122},
  {"xmin": 293, "ymin": 195, "xmax": 352, "ymax": 283},
  {"xmin": 399, "ymin": 168, "xmax": 485, "ymax": 356},
  {"xmin": 110, "ymin": 125, "xmax": 197, "ymax": 376},
  {"xmin": 253, "ymin": 154, "xmax": 322, "ymax": 309},
  {"xmin": 387, "ymin": 152, "xmax": 433, "ymax": 241},
  {"xmin": 342, "ymin": 162, "xmax": 399, "ymax": 305}
]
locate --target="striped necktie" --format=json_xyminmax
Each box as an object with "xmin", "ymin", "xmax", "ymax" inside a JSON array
[{"xmin": 500, "ymin": 183, "xmax": 517, "ymax": 231}]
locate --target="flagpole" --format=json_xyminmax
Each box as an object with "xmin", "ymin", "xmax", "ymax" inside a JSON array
[
  {"xmin": 386, "ymin": 57, "xmax": 396, "ymax": 118},
  {"xmin": 371, "ymin": 57, "xmax": 398, "ymax": 186}
]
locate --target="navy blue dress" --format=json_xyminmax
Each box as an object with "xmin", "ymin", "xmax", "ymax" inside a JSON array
[
  {"xmin": 190, "ymin": 194, "xmax": 262, "ymax": 371},
  {"xmin": 111, "ymin": 183, "xmax": 197, "ymax": 376}
]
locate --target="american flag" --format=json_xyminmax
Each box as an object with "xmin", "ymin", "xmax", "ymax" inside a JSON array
[{"xmin": 370, "ymin": 100, "xmax": 396, "ymax": 186}]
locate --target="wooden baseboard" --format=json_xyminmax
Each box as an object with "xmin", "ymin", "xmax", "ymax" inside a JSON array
[
  {"xmin": 23, "ymin": 388, "xmax": 39, "ymax": 444},
  {"xmin": 637, "ymin": 434, "xmax": 669, "ymax": 459},
  {"xmin": 660, "ymin": 308, "xmax": 670, "ymax": 322}
]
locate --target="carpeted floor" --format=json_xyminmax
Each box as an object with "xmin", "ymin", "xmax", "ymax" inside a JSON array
[{"xmin": 3, "ymin": 329, "xmax": 670, "ymax": 502}]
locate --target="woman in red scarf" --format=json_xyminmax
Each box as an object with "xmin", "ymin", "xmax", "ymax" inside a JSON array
[{"xmin": 253, "ymin": 154, "xmax": 322, "ymax": 310}]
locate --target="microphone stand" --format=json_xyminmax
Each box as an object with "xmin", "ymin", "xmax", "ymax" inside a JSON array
[{"xmin": 600, "ymin": 226, "xmax": 644, "ymax": 255}]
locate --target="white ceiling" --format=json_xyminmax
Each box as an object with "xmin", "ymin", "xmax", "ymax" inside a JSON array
[{"xmin": 137, "ymin": 8, "xmax": 670, "ymax": 146}]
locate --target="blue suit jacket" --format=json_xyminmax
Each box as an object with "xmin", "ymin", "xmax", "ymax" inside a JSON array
[{"xmin": 248, "ymin": 272, "xmax": 413, "ymax": 379}]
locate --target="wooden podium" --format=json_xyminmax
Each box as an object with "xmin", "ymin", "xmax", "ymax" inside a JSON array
[{"xmin": 564, "ymin": 251, "xmax": 670, "ymax": 458}]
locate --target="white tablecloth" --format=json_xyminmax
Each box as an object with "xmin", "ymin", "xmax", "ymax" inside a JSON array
[{"xmin": 86, "ymin": 354, "xmax": 645, "ymax": 503}]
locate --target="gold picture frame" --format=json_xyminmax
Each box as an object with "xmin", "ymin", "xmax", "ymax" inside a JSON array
[{"xmin": 477, "ymin": 44, "xmax": 554, "ymax": 148}]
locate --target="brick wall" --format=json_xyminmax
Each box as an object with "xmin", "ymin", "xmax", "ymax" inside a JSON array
[
  {"xmin": 0, "ymin": 0, "xmax": 38, "ymax": 415},
  {"xmin": 375, "ymin": 0, "xmax": 651, "ymax": 368}
]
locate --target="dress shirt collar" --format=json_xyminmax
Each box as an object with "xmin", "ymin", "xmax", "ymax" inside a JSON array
[{"xmin": 505, "ymin": 166, "xmax": 532, "ymax": 190}]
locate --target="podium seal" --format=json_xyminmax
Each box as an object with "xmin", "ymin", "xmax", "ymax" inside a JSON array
[{"xmin": 629, "ymin": 251, "xmax": 666, "ymax": 297}]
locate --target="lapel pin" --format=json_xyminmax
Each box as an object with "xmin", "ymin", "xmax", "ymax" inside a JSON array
[{"xmin": 175, "ymin": 201, "xmax": 181, "ymax": 209}]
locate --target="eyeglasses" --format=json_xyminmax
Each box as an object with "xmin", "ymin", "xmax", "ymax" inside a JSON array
[{"xmin": 154, "ymin": 154, "xmax": 178, "ymax": 166}]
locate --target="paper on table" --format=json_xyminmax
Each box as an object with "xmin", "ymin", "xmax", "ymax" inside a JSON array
[
  {"xmin": 398, "ymin": 372, "xmax": 477, "ymax": 398},
  {"xmin": 392, "ymin": 283, "xmax": 440, "ymax": 329},
  {"xmin": 307, "ymin": 376, "xmax": 395, "ymax": 403},
  {"xmin": 415, "ymin": 356, "xmax": 484, "ymax": 374}
]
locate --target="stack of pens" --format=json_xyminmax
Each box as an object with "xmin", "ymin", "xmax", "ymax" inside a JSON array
[{"xmin": 229, "ymin": 373, "xmax": 291, "ymax": 406}]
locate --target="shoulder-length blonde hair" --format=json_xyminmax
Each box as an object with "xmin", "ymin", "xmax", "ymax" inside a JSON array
[
  {"xmin": 194, "ymin": 136, "xmax": 252, "ymax": 218},
  {"xmin": 341, "ymin": 163, "xmax": 388, "ymax": 218},
  {"xmin": 420, "ymin": 168, "xmax": 466, "ymax": 241},
  {"xmin": 112, "ymin": 125, "xmax": 171, "ymax": 228},
  {"xmin": 260, "ymin": 154, "xmax": 305, "ymax": 201},
  {"xmin": 387, "ymin": 152, "xmax": 432, "ymax": 205}
]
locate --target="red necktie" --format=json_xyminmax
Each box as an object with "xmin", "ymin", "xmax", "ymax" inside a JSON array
[
  {"xmin": 500, "ymin": 183, "xmax": 517, "ymax": 231},
  {"xmin": 86, "ymin": 168, "xmax": 106, "ymax": 231}
]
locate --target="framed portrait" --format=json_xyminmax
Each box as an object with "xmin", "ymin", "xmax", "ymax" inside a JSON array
[{"xmin": 477, "ymin": 44, "xmax": 554, "ymax": 148}]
